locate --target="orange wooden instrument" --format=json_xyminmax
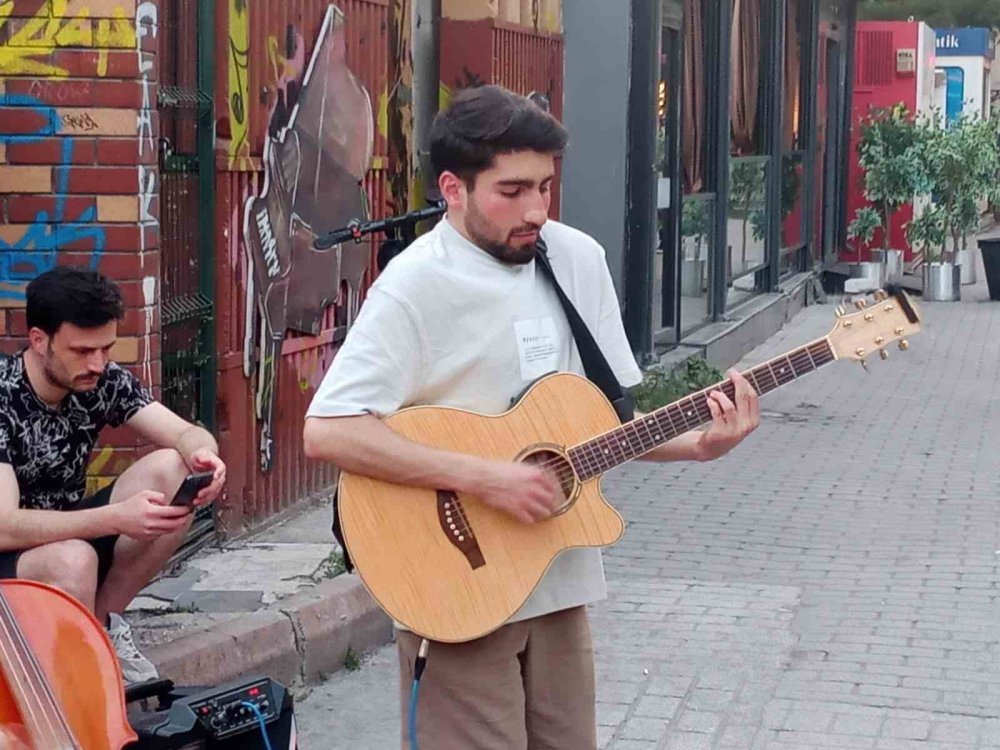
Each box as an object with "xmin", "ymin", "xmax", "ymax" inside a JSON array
[{"xmin": 0, "ymin": 580, "xmax": 136, "ymax": 749}]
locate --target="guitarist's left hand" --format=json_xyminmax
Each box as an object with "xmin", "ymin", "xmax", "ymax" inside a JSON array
[{"xmin": 696, "ymin": 369, "xmax": 760, "ymax": 461}]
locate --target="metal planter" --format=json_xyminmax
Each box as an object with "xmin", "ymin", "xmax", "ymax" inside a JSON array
[
  {"xmin": 922, "ymin": 262, "xmax": 962, "ymax": 302},
  {"xmin": 848, "ymin": 261, "xmax": 885, "ymax": 290},
  {"xmin": 958, "ymin": 247, "xmax": 977, "ymax": 285},
  {"xmin": 870, "ymin": 249, "xmax": 904, "ymax": 281}
]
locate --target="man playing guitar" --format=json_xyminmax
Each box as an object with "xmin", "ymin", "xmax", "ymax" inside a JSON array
[{"xmin": 304, "ymin": 85, "xmax": 760, "ymax": 749}]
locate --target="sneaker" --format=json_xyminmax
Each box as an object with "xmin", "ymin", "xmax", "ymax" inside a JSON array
[{"xmin": 107, "ymin": 612, "xmax": 159, "ymax": 685}]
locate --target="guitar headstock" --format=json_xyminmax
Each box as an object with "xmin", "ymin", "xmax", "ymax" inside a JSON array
[{"xmin": 827, "ymin": 286, "xmax": 922, "ymax": 366}]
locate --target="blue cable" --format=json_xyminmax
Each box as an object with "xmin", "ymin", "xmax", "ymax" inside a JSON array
[
  {"xmin": 408, "ymin": 679, "xmax": 421, "ymax": 750},
  {"xmin": 409, "ymin": 638, "xmax": 431, "ymax": 750},
  {"xmin": 241, "ymin": 700, "xmax": 274, "ymax": 750}
]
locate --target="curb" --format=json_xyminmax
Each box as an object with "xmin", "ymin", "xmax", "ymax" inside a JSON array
[{"xmin": 144, "ymin": 574, "xmax": 393, "ymax": 687}]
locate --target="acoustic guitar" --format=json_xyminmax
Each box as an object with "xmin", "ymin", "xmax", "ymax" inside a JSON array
[{"xmin": 338, "ymin": 288, "xmax": 922, "ymax": 643}]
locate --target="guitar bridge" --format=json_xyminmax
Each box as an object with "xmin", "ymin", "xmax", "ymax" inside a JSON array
[{"xmin": 437, "ymin": 491, "xmax": 485, "ymax": 570}]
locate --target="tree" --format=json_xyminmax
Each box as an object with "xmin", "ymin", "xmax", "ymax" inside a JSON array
[
  {"xmin": 858, "ymin": 0, "xmax": 1000, "ymax": 28},
  {"xmin": 846, "ymin": 106, "xmax": 931, "ymax": 255}
]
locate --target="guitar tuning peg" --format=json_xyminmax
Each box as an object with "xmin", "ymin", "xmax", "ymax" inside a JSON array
[
  {"xmin": 835, "ymin": 305, "xmax": 846, "ymax": 317},
  {"xmin": 898, "ymin": 339, "xmax": 909, "ymax": 351},
  {"xmin": 874, "ymin": 290, "xmax": 889, "ymax": 301},
  {"xmin": 859, "ymin": 358, "xmax": 869, "ymax": 372},
  {"xmin": 854, "ymin": 299, "xmax": 868, "ymax": 309},
  {"xmin": 879, "ymin": 349, "xmax": 889, "ymax": 361}
]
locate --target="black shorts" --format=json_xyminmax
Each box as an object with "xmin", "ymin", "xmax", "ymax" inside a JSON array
[{"xmin": 0, "ymin": 482, "xmax": 119, "ymax": 589}]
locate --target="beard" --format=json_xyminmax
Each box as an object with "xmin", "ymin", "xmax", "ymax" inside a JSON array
[
  {"xmin": 465, "ymin": 202, "xmax": 541, "ymax": 266},
  {"xmin": 43, "ymin": 352, "xmax": 100, "ymax": 393},
  {"xmin": 43, "ymin": 362, "xmax": 76, "ymax": 392}
]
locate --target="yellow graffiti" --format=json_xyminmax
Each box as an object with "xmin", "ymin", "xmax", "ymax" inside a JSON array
[
  {"xmin": 439, "ymin": 82, "xmax": 452, "ymax": 112},
  {"xmin": 227, "ymin": 0, "xmax": 251, "ymax": 168},
  {"xmin": 378, "ymin": 89, "xmax": 389, "ymax": 140},
  {"xmin": 267, "ymin": 35, "xmax": 293, "ymax": 87},
  {"xmin": 87, "ymin": 446, "xmax": 115, "ymax": 476},
  {"xmin": 0, "ymin": 0, "xmax": 135, "ymax": 77}
]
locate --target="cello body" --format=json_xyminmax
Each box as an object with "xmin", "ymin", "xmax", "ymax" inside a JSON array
[{"xmin": 0, "ymin": 580, "xmax": 137, "ymax": 749}]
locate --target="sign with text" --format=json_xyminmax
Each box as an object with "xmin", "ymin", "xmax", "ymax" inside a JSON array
[{"xmin": 935, "ymin": 28, "xmax": 995, "ymax": 60}]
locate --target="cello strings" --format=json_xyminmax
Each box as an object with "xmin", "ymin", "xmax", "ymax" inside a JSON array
[
  {"xmin": 0, "ymin": 591, "xmax": 76, "ymax": 744},
  {"xmin": 0, "ymin": 591, "xmax": 69, "ymax": 744}
]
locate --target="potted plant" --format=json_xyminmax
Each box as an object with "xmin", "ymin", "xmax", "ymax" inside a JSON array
[
  {"xmin": 906, "ymin": 202, "xmax": 958, "ymax": 301},
  {"xmin": 846, "ymin": 206, "xmax": 885, "ymax": 289},
  {"xmin": 915, "ymin": 113, "xmax": 999, "ymax": 296},
  {"xmin": 680, "ymin": 198, "xmax": 711, "ymax": 297},
  {"xmin": 848, "ymin": 105, "xmax": 930, "ymax": 280},
  {"xmin": 948, "ymin": 113, "xmax": 1000, "ymax": 284}
]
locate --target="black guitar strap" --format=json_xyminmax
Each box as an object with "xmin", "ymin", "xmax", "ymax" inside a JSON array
[{"xmin": 534, "ymin": 239, "xmax": 635, "ymax": 424}]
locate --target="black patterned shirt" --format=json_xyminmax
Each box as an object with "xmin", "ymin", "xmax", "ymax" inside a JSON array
[{"xmin": 0, "ymin": 351, "xmax": 153, "ymax": 510}]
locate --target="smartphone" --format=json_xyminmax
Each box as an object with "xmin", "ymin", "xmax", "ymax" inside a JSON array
[{"xmin": 170, "ymin": 471, "xmax": 215, "ymax": 507}]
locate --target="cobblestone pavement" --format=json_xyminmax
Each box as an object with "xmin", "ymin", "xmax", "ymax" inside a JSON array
[{"xmin": 298, "ymin": 279, "xmax": 1000, "ymax": 749}]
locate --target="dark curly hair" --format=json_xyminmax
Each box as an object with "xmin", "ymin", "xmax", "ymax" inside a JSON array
[
  {"xmin": 26, "ymin": 266, "xmax": 124, "ymax": 335},
  {"xmin": 430, "ymin": 85, "xmax": 568, "ymax": 187}
]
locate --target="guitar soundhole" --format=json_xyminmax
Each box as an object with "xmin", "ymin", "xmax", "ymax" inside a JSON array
[{"xmin": 520, "ymin": 448, "xmax": 578, "ymax": 516}]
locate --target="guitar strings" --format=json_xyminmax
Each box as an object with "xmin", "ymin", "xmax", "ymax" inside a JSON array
[
  {"xmin": 437, "ymin": 345, "xmax": 828, "ymax": 510},
  {"xmin": 524, "ymin": 345, "xmax": 829, "ymax": 484}
]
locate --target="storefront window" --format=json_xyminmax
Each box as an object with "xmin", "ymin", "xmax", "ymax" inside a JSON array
[
  {"xmin": 679, "ymin": 195, "xmax": 714, "ymax": 334},
  {"xmin": 727, "ymin": 0, "xmax": 770, "ymax": 303},
  {"xmin": 780, "ymin": 0, "xmax": 808, "ymax": 267},
  {"xmin": 676, "ymin": 0, "xmax": 713, "ymax": 335}
]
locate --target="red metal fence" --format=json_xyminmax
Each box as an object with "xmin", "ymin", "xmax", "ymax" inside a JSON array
[{"xmin": 212, "ymin": 0, "xmax": 391, "ymax": 534}]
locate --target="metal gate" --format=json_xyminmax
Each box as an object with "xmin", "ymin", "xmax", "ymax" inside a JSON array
[{"xmin": 157, "ymin": 0, "xmax": 217, "ymax": 557}]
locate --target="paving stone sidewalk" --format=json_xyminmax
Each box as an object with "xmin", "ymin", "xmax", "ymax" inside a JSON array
[{"xmin": 298, "ymin": 264, "xmax": 1000, "ymax": 749}]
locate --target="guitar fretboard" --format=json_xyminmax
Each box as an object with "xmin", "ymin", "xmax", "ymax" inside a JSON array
[{"xmin": 569, "ymin": 338, "xmax": 836, "ymax": 480}]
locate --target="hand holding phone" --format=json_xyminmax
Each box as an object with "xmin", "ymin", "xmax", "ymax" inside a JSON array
[{"xmin": 170, "ymin": 471, "xmax": 216, "ymax": 508}]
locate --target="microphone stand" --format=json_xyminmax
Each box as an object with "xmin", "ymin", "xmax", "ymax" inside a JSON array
[{"xmin": 313, "ymin": 201, "xmax": 446, "ymax": 271}]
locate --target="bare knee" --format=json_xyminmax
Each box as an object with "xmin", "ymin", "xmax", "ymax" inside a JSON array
[
  {"xmin": 17, "ymin": 540, "xmax": 98, "ymax": 606},
  {"xmin": 115, "ymin": 449, "xmax": 189, "ymax": 501}
]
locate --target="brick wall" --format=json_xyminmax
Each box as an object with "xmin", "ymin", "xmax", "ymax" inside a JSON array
[{"xmin": 0, "ymin": 0, "xmax": 161, "ymax": 493}]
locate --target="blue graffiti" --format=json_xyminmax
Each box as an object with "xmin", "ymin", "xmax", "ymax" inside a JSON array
[{"xmin": 0, "ymin": 93, "xmax": 105, "ymax": 301}]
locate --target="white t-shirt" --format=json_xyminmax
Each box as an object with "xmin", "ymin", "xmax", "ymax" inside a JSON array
[{"xmin": 307, "ymin": 217, "xmax": 643, "ymax": 623}]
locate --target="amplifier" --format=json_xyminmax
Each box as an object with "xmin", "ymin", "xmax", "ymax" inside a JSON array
[{"xmin": 127, "ymin": 675, "xmax": 298, "ymax": 749}]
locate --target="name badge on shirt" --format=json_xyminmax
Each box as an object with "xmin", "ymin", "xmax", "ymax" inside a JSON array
[{"xmin": 514, "ymin": 317, "xmax": 560, "ymax": 381}]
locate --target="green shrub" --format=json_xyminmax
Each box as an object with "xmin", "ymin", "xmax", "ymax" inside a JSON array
[{"xmin": 631, "ymin": 357, "xmax": 725, "ymax": 412}]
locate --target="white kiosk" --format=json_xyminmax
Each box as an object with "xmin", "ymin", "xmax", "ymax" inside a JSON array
[{"xmin": 934, "ymin": 27, "xmax": 994, "ymax": 123}]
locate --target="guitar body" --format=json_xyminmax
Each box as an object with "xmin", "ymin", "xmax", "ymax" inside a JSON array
[{"xmin": 339, "ymin": 372, "xmax": 625, "ymax": 643}]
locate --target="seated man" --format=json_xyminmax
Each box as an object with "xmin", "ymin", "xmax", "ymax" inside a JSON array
[{"xmin": 0, "ymin": 267, "xmax": 226, "ymax": 685}]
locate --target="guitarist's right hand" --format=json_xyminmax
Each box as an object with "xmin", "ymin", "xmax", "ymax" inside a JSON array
[{"xmin": 479, "ymin": 462, "xmax": 561, "ymax": 524}]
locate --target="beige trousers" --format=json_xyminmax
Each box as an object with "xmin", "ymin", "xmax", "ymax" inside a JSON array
[{"xmin": 397, "ymin": 605, "xmax": 597, "ymax": 750}]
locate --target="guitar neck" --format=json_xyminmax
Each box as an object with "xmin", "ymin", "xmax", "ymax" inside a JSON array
[{"xmin": 570, "ymin": 337, "xmax": 836, "ymax": 481}]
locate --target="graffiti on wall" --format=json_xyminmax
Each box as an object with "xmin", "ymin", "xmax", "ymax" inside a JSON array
[
  {"xmin": 266, "ymin": 25, "xmax": 306, "ymax": 137},
  {"xmin": 227, "ymin": 0, "xmax": 251, "ymax": 167},
  {"xmin": 0, "ymin": 0, "xmax": 137, "ymax": 76},
  {"xmin": 243, "ymin": 4, "xmax": 374, "ymax": 471},
  {"xmin": 0, "ymin": 94, "xmax": 105, "ymax": 301},
  {"xmin": 0, "ymin": 0, "xmax": 151, "ymax": 302},
  {"xmin": 136, "ymin": 2, "xmax": 157, "ymax": 157}
]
